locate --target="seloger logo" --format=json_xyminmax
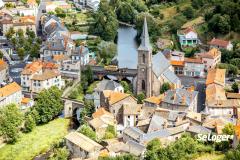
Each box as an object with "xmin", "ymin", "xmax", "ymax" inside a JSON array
[{"xmin": 197, "ymin": 134, "xmax": 234, "ymax": 142}]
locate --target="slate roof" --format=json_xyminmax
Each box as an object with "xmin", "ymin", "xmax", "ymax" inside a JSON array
[
  {"xmin": 163, "ymin": 69, "xmax": 180, "ymax": 84},
  {"xmin": 123, "ymin": 127, "xmax": 144, "ymax": 141},
  {"xmin": 147, "ymin": 115, "xmax": 167, "ymax": 133},
  {"xmin": 126, "ymin": 140, "xmax": 146, "ymax": 156},
  {"xmin": 187, "ymin": 125, "xmax": 211, "ymax": 134},
  {"xmin": 163, "ymin": 88, "xmax": 198, "ymax": 106},
  {"xmin": 152, "ymin": 52, "xmax": 171, "ymax": 77},
  {"xmin": 95, "ymin": 79, "xmax": 122, "ymax": 92}
]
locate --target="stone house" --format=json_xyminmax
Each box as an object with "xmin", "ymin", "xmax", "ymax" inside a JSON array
[
  {"xmin": 197, "ymin": 48, "xmax": 221, "ymax": 70},
  {"xmin": 100, "ymin": 90, "xmax": 137, "ymax": 125},
  {"xmin": 208, "ymin": 38, "xmax": 233, "ymax": 51},
  {"xmin": 123, "ymin": 103, "xmax": 141, "ymax": 128},
  {"xmin": 184, "ymin": 57, "xmax": 205, "ymax": 77},
  {"xmin": 89, "ymin": 108, "xmax": 116, "ymax": 139},
  {"xmin": 65, "ymin": 132, "xmax": 102, "ymax": 159},
  {"xmin": 160, "ymin": 88, "xmax": 198, "ymax": 112}
]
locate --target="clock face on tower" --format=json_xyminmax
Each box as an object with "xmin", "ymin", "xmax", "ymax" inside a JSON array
[{"xmin": 141, "ymin": 68, "xmax": 145, "ymax": 72}]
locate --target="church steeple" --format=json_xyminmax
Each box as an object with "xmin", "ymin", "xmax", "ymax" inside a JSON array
[{"xmin": 138, "ymin": 17, "xmax": 152, "ymax": 51}]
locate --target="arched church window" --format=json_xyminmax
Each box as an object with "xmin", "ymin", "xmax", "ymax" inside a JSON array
[
  {"xmin": 142, "ymin": 54, "xmax": 145, "ymax": 63},
  {"xmin": 142, "ymin": 80, "xmax": 145, "ymax": 91}
]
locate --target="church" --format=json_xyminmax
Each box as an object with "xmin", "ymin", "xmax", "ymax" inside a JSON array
[{"xmin": 136, "ymin": 17, "xmax": 181, "ymax": 97}]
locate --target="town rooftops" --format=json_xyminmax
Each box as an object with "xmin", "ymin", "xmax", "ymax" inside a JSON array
[
  {"xmin": 206, "ymin": 68, "xmax": 226, "ymax": 86},
  {"xmin": 0, "ymin": 82, "xmax": 21, "ymax": 97},
  {"xmin": 102, "ymin": 90, "xmax": 132, "ymax": 105},
  {"xmin": 147, "ymin": 115, "xmax": 167, "ymax": 133},
  {"xmin": 226, "ymin": 92, "xmax": 240, "ymax": 99},
  {"xmin": 53, "ymin": 54, "xmax": 69, "ymax": 61},
  {"xmin": 0, "ymin": 59, "xmax": 7, "ymax": 71},
  {"xmin": 206, "ymin": 99, "xmax": 240, "ymax": 108},
  {"xmin": 208, "ymin": 38, "xmax": 230, "ymax": 48},
  {"xmin": 65, "ymin": 132, "xmax": 102, "ymax": 152},
  {"xmin": 21, "ymin": 97, "xmax": 31, "ymax": 104},
  {"xmin": 178, "ymin": 27, "xmax": 196, "ymax": 35},
  {"xmin": 186, "ymin": 112, "xmax": 202, "ymax": 123},
  {"xmin": 198, "ymin": 48, "xmax": 221, "ymax": 59},
  {"xmin": 163, "ymin": 88, "xmax": 198, "ymax": 106},
  {"xmin": 27, "ymin": 0, "xmax": 37, "ymax": 5}
]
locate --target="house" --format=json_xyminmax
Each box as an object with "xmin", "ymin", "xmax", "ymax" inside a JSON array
[
  {"xmin": 0, "ymin": 15, "xmax": 36, "ymax": 36},
  {"xmin": 141, "ymin": 126, "xmax": 186, "ymax": 146},
  {"xmin": 0, "ymin": 59, "xmax": 8, "ymax": 84},
  {"xmin": 204, "ymin": 68, "xmax": 240, "ymax": 116},
  {"xmin": 171, "ymin": 60, "xmax": 185, "ymax": 76},
  {"xmin": 208, "ymin": 38, "xmax": 233, "ymax": 51},
  {"xmin": 186, "ymin": 112, "xmax": 203, "ymax": 125},
  {"xmin": 89, "ymin": 108, "xmax": 116, "ymax": 139},
  {"xmin": 65, "ymin": 132, "xmax": 103, "ymax": 159},
  {"xmin": 41, "ymin": 32, "xmax": 75, "ymax": 59},
  {"xmin": 10, "ymin": 0, "xmax": 38, "ymax": 16},
  {"xmin": 100, "ymin": 90, "xmax": 137, "ymax": 125},
  {"xmin": 94, "ymin": 79, "xmax": 123, "ymax": 109},
  {"xmin": 20, "ymin": 97, "xmax": 34, "ymax": 110},
  {"xmin": 177, "ymin": 27, "xmax": 199, "ymax": 47},
  {"xmin": 72, "ymin": 45, "xmax": 96, "ymax": 66},
  {"xmin": 21, "ymin": 61, "xmax": 64, "ymax": 93},
  {"xmin": 160, "ymin": 88, "xmax": 198, "ymax": 112},
  {"xmin": 74, "ymin": 0, "xmax": 100, "ymax": 11},
  {"xmin": 184, "ymin": 57, "xmax": 205, "ymax": 77},
  {"xmin": 197, "ymin": 48, "xmax": 221, "ymax": 70},
  {"xmin": 0, "ymin": 82, "xmax": 22, "ymax": 107},
  {"xmin": 123, "ymin": 103, "xmax": 141, "ymax": 128}
]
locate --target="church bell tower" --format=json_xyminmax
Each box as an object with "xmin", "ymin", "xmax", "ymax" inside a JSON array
[{"xmin": 136, "ymin": 17, "xmax": 152, "ymax": 97}]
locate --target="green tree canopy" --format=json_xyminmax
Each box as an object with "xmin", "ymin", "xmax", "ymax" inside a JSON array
[
  {"xmin": 78, "ymin": 124, "xmax": 96, "ymax": 141},
  {"xmin": 0, "ymin": 104, "xmax": 23, "ymax": 143}
]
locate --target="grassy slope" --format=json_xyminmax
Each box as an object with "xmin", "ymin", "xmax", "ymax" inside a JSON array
[
  {"xmin": 0, "ymin": 118, "xmax": 70, "ymax": 160},
  {"xmin": 195, "ymin": 153, "xmax": 225, "ymax": 160}
]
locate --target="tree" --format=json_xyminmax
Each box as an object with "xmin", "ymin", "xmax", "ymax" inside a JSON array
[
  {"xmin": 137, "ymin": 92, "xmax": 145, "ymax": 104},
  {"xmin": 160, "ymin": 83, "xmax": 171, "ymax": 94},
  {"xmin": 17, "ymin": 47, "xmax": 25, "ymax": 60},
  {"xmin": 120, "ymin": 81, "xmax": 132, "ymax": 93},
  {"xmin": 223, "ymin": 123, "xmax": 235, "ymax": 135},
  {"xmin": 232, "ymin": 82, "xmax": 239, "ymax": 93},
  {"xmin": 0, "ymin": 104, "xmax": 23, "ymax": 143},
  {"xmin": 90, "ymin": 0, "xmax": 118, "ymax": 41},
  {"xmin": 55, "ymin": 7, "xmax": 66, "ymax": 18},
  {"xmin": 0, "ymin": 50, "xmax": 3, "ymax": 59},
  {"xmin": 225, "ymin": 145, "xmax": 240, "ymax": 160},
  {"xmin": 5, "ymin": 27, "xmax": 15, "ymax": 40},
  {"xmin": 78, "ymin": 124, "xmax": 96, "ymax": 141},
  {"xmin": 183, "ymin": 6, "xmax": 195, "ymax": 19},
  {"xmin": 208, "ymin": 14, "xmax": 231, "ymax": 34},
  {"xmin": 48, "ymin": 147, "xmax": 69, "ymax": 160},
  {"xmin": 116, "ymin": 2, "xmax": 136, "ymax": 24},
  {"xmin": 24, "ymin": 114, "xmax": 36, "ymax": 133},
  {"xmin": 97, "ymin": 41, "xmax": 117, "ymax": 65},
  {"xmin": 31, "ymin": 86, "xmax": 63, "ymax": 124},
  {"xmin": 104, "ymin": 125, "xmax": 116, "ymax": 139}
]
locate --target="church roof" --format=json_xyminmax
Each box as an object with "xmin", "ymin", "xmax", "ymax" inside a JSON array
[
  {"xmin": 152, "ymin": 52, "xmax": 171, "ymax": 77},
  {"xmin": 138, "ymin": 17, "xmax": 152, "ymax": 51}
]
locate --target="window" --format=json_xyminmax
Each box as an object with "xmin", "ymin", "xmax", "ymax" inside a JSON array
[
  {"xmin": 142, "ymin": 80, "xmax": 145, "ymax": 91},
  {"xmin": 142, "ymin": 54, "xmax": 145, "ymax": 63}
]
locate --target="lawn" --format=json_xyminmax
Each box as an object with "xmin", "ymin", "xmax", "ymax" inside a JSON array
[
  {"xmin": 195, "ymin": 153, "xmax": 225, "ymax": 160},
  {"xmin": 0, "ymin": 118, "xmax": 70, "ymax": 160}
]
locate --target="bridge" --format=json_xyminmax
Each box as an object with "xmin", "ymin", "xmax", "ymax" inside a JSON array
[
  {"xmin": 88, "ymin": 65, "xmax": 137, "ymax": 81},
  {"xmin": 22, "ymin": 91, "xmax": 84, "ymax": 119}
]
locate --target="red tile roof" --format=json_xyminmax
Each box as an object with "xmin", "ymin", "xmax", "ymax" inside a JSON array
[{"xmin": 208, "ymin": 38, "xmax": 230, "ymax": 48}]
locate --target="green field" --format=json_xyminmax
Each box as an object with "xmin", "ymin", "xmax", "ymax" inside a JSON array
[{"xmin": 0, "ymin": 118, "xmax": 70, "ymax": 160}]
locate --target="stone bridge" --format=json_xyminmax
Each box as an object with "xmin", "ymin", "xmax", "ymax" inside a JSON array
[{"xmin": 87, "ymin": 65, "xmax": 137, "ymax": 81}]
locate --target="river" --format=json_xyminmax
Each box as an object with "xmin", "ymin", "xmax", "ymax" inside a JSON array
[{"xmin": 117, "ymin": 26, "xmax": 138, "ymax": 69}]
